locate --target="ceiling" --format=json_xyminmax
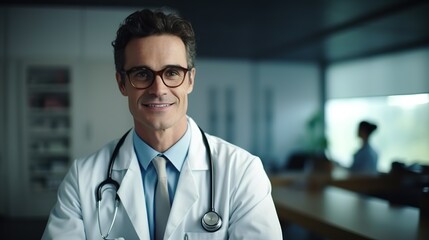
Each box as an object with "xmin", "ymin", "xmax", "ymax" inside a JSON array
[{"xmin": 2, "ymin": 0, "xmax": 429, "ymax": 63}]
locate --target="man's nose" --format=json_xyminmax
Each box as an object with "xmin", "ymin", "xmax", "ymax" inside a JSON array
[{"xmin": 148, "ymin": 75, "xmax": 168, "ymax": 93}]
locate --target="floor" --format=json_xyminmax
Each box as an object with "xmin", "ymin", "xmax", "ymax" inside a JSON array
[{"xmin": 0, "ymin": 217, "xmax": 48, "ymax": 239}]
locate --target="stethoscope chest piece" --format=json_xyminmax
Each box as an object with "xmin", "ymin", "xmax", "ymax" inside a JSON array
[{"xmin": 201, "ymin": 211, "xmax": 222, "ymax": 232}]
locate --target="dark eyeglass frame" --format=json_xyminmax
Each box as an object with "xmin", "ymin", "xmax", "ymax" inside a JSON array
[{"xmin": 121, "ymin": 65, "xmax": 191, "ymax": 89}]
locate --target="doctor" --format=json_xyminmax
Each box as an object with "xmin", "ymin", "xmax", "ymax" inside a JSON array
[{"xmin": 42, "ymin": 9, "xmax": 282, "ymax": 240}]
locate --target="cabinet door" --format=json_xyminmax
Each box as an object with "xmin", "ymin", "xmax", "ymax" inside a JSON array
[
  {"xmin": 7, "ymin": 7, "xmax": 80, "ymax": 58},
  {"xmin": 9, "ymin": 60, "xmax": 76, "ymax": 217},
  {"xmin": 74, "ymin": 61, "xmax": 131, "ymax": 157}
]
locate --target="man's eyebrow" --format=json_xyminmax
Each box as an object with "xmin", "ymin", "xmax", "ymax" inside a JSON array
[
  {"xmin": 126, "ymin": 64, "xmax": 186, "ymax": 71},
  {"xmin": 123, "ymin": 65, "xmax": 149, "ymax": 72},
  {"xmin": 163, "ymin": 64, "xmax": 187, "ymax": 69}
]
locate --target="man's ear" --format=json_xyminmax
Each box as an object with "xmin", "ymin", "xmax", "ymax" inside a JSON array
[
  {"xmin": 116, "ymin": 72, "xmax": 127, "ymax": 96},
  {"xmin": 187, "ymin": 68, "xmax": 195, "ymax": 94}
]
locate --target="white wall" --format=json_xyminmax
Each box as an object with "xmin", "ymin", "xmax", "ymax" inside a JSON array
[
  {"xmin": 2, "ymin": 6, "xmax": 320, "ymax": 217},
  {"xmin": 327, "ymin": 47, "xmax": 429, "ymax": 99},
  {"xmin": 258, "ymin": 62, "xmax": 320, "ymax": 168},
  {"xmin": 188, "ymin": 59, "xmax": 253, "ymax": 150}
]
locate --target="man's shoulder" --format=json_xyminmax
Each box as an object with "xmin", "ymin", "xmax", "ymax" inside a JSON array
[
  {"xmin": 74, "ymin": 138, "xmax": 119, "ymax": 166},
  {"xmin": 205, "ymin": 134, "xmax": 261, "ymax": 171},
  {"xmin": 207, "ymin": 134, "xmax": 255, "ymax": 156}
]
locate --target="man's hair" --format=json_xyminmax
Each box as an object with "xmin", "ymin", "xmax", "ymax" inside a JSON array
[{"xmin": 112, "ymin": 9, "xmax": 196, "ymax": 75}]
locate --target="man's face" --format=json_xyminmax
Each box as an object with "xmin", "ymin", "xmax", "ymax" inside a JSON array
[{"xmin": 117, "ymin": 35, "xmax": 195, "ymax": 135}]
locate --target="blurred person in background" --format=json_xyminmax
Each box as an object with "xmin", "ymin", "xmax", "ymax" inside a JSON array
[{"xmin": 350, "ymin": 120, "xmax": 379, "ymax": 174}]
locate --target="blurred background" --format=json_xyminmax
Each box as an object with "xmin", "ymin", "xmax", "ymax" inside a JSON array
[{"xmin": 0, "ymin": 0, "xmax": 428, "ymax": 239}]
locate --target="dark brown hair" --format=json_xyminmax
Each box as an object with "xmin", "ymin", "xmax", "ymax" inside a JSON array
[{"xmin": 112, "ymin": 9, "xmax": 196, "ymax": 75}]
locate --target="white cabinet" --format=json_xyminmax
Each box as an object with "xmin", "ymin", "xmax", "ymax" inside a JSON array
[
  {"xmin": 3, "ymin": 6, "xmax": 135, "ymax": 217},
  {"xmin": 24, "ymin": 66, "xmax": 71, "ymax": 191},
  {"xmin": 5, "ymin": 60, "xmax": 76, "ymax": 217},
  {"xmin": 74, "ymin": 61, "xmax": 131, "ymax": 157},
  {"xmin": 81, "ymin": 8, "xmax": 138, "ymax": 59}
]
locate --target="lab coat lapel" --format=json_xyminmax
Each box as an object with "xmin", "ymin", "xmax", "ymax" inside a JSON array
[
  {"xmin": 164, "ymin": 160, "xmax": 198, "ymax": 238},
  {"xmin": 164, "ymin": 118, "xmax": 209, "ymax": 239},
  {"xmin": 114, "ymin": 131, "xmax": 150, "ymax": 239}
]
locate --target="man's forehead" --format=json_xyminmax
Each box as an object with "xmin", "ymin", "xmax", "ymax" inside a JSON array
[{"xmin": 124, "ymin": 35, "xmax": 188, "ymax": 68}]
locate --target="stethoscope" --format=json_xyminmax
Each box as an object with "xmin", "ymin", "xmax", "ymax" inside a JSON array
[{"xmin": 96, "ymin": 127, "xmax": 222, "ymax": 239}]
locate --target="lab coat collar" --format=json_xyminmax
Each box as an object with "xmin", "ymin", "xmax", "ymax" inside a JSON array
[
  {"xmin": 112, "ymin": 117, "xmax": 209, "ymax": 171},
  {"xmin": 185, "ymin": 116, "xmax": 210, "ymax": 171},
  {"xmin": 112, "ymin": 129, "xmax": 135, "ymax": 171}
]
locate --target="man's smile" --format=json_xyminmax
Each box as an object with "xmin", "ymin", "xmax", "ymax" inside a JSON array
[{"xmin": 143, "ymin": 103, "xmax": 174, "ymax": 108}]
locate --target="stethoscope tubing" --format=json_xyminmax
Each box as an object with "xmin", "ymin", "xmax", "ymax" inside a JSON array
[{"xmin": 96, "ymin": 127, "xmax": 221, "ymax": 239}]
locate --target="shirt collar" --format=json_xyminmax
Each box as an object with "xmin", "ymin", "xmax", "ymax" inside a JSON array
[{"xmin": 133, "ymin": 123, "xmax": 191, "ymax": 172}]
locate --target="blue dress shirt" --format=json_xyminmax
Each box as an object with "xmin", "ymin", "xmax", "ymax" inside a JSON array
[{"xmin": 133, "ymin": 125, "xmax": 191, "ymax": 240}]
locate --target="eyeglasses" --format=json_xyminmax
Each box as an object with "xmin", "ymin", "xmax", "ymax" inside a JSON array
[{"xmin": 121, "ymin": 65, "xmax": 190, "ymax": 89}]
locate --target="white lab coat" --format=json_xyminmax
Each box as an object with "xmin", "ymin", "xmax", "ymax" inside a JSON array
[{"xmin": 42, "ymin": 117, "xmax": 282, "ymax": 240}]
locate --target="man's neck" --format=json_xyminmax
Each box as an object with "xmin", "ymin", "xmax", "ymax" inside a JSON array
[{"xmin": 134, "ymin": 119, "xmax": 188, "ymax": 152}]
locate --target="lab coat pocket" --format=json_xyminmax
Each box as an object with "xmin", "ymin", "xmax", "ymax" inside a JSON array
[{"xmin": 184, "ymin": 229, "xmax": 227, "ymax": 240}]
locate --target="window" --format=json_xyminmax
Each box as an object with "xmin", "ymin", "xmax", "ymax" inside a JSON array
[{"xmin": 325, "ymin": 93, "xmax": 429, "ymax": 172}]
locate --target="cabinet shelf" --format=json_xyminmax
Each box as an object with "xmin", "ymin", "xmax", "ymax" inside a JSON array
[
  {"xmin": 27, "ymin": 84, "xmax": 70, "ymax": 93},
  {"xmin": 29, "ymin": 150, "xmax": 70, "ymax": 158},
  {"xmin": 29, "ymin": 109, "xmax": 70, "ymax": 117},
  {"xmin": 29, "ymin": 129, "xmax": 70, "ymax": 137},
  {"xmin": 31, "ymin": 168, "xmax": 68, "ymax": 177}
]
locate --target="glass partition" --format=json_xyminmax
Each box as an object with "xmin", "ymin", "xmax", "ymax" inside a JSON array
[{"xmin": 325, "ymin": 93, "xmax": 429, "ymax": 172}]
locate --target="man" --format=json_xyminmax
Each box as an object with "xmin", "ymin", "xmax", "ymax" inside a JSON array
[{"xmin": 42, "ymin": 9, "xmax": 282, "ymax": 240}]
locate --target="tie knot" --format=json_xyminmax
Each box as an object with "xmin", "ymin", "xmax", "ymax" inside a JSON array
[{"xmin": 153, "ymin": 156, "xmax": 167, "ymax": 178}]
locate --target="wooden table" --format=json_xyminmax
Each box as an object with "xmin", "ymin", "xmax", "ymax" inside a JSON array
[{"xmin": 273, "ymin": 185, "xmax": 429, "ymax": 240}]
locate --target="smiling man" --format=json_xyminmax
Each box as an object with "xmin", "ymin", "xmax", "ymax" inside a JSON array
[{"xmin": 42, "ymin": 9, "xmax": 282, "ymax": 240}]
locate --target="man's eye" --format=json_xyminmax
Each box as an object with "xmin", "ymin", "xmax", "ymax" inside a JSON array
[
  {"xmin": 165, "ymin": 68, "xmax": 180, "ymax": 77},
  {"xmin": 134, "ymin": 70, "xmax": 151, "ymax": 79}
]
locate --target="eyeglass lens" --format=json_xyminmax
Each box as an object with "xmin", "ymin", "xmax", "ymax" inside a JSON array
[{"xmin": 127, "ymin": 66, "xmax": 187, "ymax": 89}]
